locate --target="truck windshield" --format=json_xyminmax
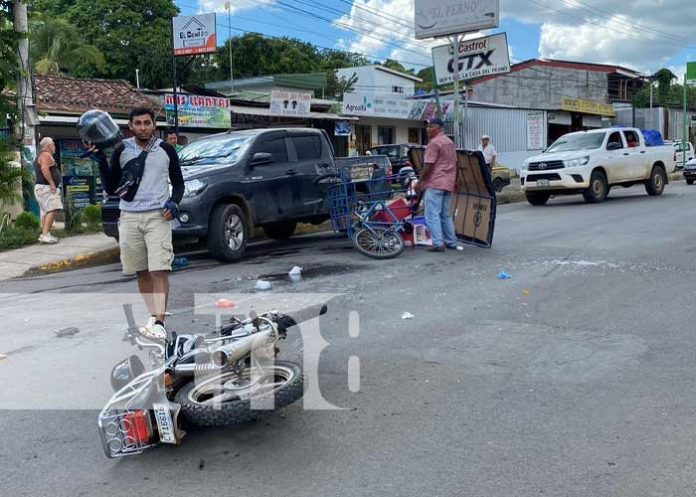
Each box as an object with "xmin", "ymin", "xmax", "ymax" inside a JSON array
[
  {"xmin": 546, "ymin": 133, "xmax": 605, "ymax": 153},
  {"xmin": 179, "ymin": 135, "xmax": 253, "ymax": 165}
]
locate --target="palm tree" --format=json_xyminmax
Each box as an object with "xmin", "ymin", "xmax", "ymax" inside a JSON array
[{"xmin": 30, "ymin": 15, "xmax": 105, "ymax": 76}]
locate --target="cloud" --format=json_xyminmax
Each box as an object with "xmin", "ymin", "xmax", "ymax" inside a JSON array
[
  {"xmin": 337, "ymin": 0, "xmax": 696, "ymax": 73},
  {"xmin": 198, "ymin": 0, "xmax": 277, "ymax": 14}
]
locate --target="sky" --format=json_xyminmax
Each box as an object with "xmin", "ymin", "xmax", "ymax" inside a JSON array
[{"xmin": 175, "ymin": 0, "xmax": 696, "ymax": 80}]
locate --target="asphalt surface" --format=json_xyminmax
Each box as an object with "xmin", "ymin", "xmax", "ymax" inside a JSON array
[{"xmin": 2, "ymin": 182, "xmax": 696, "ymax": 497}]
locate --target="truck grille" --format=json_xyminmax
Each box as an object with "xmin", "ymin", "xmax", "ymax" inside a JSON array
[
  {"xmin": 528, "ymin": 161, "xmax": 564, "ymax": 171},
  {"xmin": 526, "ymin": 173, "xmax": 562, "ymax": 182}
]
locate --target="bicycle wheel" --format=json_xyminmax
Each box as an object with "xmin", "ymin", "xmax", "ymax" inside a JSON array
[{"xmin": 352, "ymin": 226, "xmax": 405, "ymax": 259}]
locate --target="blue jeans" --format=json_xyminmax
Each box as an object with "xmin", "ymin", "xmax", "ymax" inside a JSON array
[{"xmin": 424, "ymin": 188, "xmax": 458, "ymax": 247}]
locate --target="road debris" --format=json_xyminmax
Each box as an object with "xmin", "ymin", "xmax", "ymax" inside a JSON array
[
  {"xmin": 401, "ymin": 312, "xmax": 415, "ymax": 320},
  {"xmin": 215, "ymin": 299, "xmax": 236, "ymax": 309},
  {"xmin": 54, "ymin": 327, "xmax": 80, "ymax": 337},
  {"xmin": 255, "ymin": 280, "xmax": 272, "ymax": 291},
  {"xmin": 497, "ymin": 272, "xmax": 512, "ymax": 280}
]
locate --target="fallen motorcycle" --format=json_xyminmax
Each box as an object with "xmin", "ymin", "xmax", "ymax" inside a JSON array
[{"xmin": 98, "ymin": 303, "xmax": 326, "ymax": 458}]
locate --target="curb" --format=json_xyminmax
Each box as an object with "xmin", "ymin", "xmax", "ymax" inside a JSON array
[{"xmin": 23, "ymin": 247, "xmax": 121, "ymax": 277}]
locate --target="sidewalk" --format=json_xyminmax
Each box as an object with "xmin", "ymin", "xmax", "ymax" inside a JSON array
[{"xmin": 0, "ymin": 233, "xmax": 119, "ymax": 280}]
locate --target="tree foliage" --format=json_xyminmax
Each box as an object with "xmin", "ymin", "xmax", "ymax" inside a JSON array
[
  {"xmin": 30, "ymin": 14, "xmax": 105, "ymax": 76},
  {"xmin": 0, "ymin": 0, "xmax": 24, "ymax": 208},
  {"xmin": 634, "ymin": 68, "xmax": 696, "ymax": 110}
]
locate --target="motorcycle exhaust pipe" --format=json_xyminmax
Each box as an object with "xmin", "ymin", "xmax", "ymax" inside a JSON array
[{"xmin": 210, "ymin": 328, "xmax": 275, "ymax": 368}]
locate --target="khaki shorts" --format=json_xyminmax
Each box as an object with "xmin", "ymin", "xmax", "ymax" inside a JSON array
[
  {"xmin": 118, "ymin": 210, "xmax": 174, "ymax": 275},
  {"xmin": 34, "ymin": 185, "xmax": 63, "ymax": 216}
]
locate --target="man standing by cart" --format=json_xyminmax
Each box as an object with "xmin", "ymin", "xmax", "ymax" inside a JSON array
[{"xmin": 416, "ymin": 118, "xmax": 460, "ymax": 252}]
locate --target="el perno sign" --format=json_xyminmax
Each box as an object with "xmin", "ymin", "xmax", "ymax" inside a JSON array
[{"xmin": 415, "ymin": 0, "xmax": 500, "ymax": 39}]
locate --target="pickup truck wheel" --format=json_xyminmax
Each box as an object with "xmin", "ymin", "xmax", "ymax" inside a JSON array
[
  {"xmin": 208, "ymin": 204, "xmax": 247, "ymax": 262},
  {"xmin": 492, "ymin": 177, "xmax": 505, "ymax": 193},
  {"xmin": 645, "ymin": 166, "xmax": 666, "ymax": 196},
  {"xmin": 262, "ymin": 221, "xmax": 298, "ymax": 240},
  {"xmin": 583, "ymin": 170, "xmax": 608, "ymax": 203},
  {"xmin": 687, "ymin": 178, "xmax": 694, "ymax": 185},
  {"xmin": 525, "ymin": 192, "xmax": 550, "ymax": 206}
]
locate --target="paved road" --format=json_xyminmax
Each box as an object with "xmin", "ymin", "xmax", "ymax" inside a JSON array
[{"xmin": 2, "ymin": 183, "xmax": 696, "ymax": 497}]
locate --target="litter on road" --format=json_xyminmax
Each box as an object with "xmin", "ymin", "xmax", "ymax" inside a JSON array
[
  {"xmin": 255, "ymin": 280, "xmax": 272, "ymax": 291},
  {"xmin": 497, "ymin": 272, "xmax": 512, "ymax": 280},
  {"xmin": 401, "ymin": 312, "xmax": 415, "ymax": 320},
  {"xmin": 215, "ymin": 299, "xmax": 236, "ymax": 308},
  {"xmin": 54, "ymin": 327, "xmax": 80, "ymax": 337}
]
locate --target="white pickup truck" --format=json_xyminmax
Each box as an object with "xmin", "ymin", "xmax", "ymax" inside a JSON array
[{"xmin": 521, "ymin": 127, "xmax": 676, "ymax": 205}]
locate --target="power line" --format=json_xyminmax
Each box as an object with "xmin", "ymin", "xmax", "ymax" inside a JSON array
[
  {"xmin": 175, "ymin": 0, "xmax": 431, "ymax": 67},
  {"xmin": 270, "ymin": 0, "xmax": 428, "ymax": 58},
  {"xmin": 526, "ymin": 0, "xmax": 696, "ymax": 51}
]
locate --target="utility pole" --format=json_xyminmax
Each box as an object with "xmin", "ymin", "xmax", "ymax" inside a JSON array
[
  {"xmin": 13, "ymin": 0, "xmax": 37, "ymax": 148},
  {"xmin": 450, "ymin": 34, "xmax": 462, "ymax": 148},
  {"xmin": 225, "ymin": 1, "xmax": 234, "ymax": 95}
]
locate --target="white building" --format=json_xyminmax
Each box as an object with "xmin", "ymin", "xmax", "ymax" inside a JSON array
[{"xmin": 337, "ymin": 65, "xmax": 422, "ymax": 97}]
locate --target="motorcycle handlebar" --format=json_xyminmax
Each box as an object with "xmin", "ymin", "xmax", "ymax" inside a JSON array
[{"xmin": 274, "ymin": 303, "xmax": 328, "ymax": 330}]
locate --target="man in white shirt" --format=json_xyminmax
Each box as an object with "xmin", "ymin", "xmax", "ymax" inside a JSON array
[{"xmin": 478, "ymin": 134, "xmax": 497, "ymax": 170}]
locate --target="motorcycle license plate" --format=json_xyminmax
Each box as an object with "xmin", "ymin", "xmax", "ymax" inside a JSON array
[
  {"xmin": 152, "ymin": 403, "xmax": 177, "ymax": 444},
  {"xmin": 537, "ymin": 179, "xmax": 550, "ymax": 187}
]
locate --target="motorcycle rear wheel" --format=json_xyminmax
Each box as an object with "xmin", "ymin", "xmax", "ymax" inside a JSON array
[{"xmin": 174, "ymin": 361, "xmax": 303, "ymax": 426}]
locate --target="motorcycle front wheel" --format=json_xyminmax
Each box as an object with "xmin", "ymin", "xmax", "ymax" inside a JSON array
[{"xmin": 175, "ymin": 361, "xmax": 303, "ymax": 426}]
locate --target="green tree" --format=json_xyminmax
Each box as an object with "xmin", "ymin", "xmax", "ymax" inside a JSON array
[
  {"xmin": 0, "ymin": 1, "xmax": 25, "ymax": 209},
  {"xmin": 380, "ymin": 58, "xmax": 414, "ymax": 75},
  {"xmin": 65, "ymin": 0, "xmax": 179, "ymax": 87},
  {"xmin": 30, "ymin": 14, "xmax": 105, "ymax": 76}
]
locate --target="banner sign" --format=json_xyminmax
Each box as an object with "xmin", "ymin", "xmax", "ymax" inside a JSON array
[
  {"xmin": 561, "ymin": 97, "xmax": 615, "ymax": 117},
  {"xmin": 165, "ymin": 94, "xmax": 231, "ymax": 128},
  {"xmin": 173, "ymin": 13, "xmax": 217, "ymax": 56},
  {"xmin": 342, "ymin": 93, "xmax": 436, "ymax": 120},
  {"xmin": 527, "ymin": 111, "xmax": 544, "ymax": 150},
  {"xmin": 432, "ymin": 32, "xmax": 510, "ymax": 85},
  {"xmin": 415, "ymin": 0, "xmax": 499, "ymax": 40},
  {"xmin": 335, "ymin": 121, "xmax": 352, "ymax": 136},
  {"xmin": 687, "ymin": 62, "xmax": 696, "ymax": 86},
  {"xmin": 270, "ymin": 91, "xmax": 312, "ymax": 117}
]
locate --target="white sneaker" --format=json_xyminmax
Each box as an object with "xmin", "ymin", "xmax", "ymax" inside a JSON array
[
  {"xmin": 38, "ymin": 234, "xmax": 59, "ymax": 244},
  {"xmin": 139, "ymin": 317, "xmax": 166, "ymax": 341}
]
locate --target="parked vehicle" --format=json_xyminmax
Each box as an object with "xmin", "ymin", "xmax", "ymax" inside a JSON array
[
  {"xmin": 491, "ymin": 164, "xmax": 511, "ymax": 192},
  {"xmin": 98, "ymin": 303, "xmax": 327, "ymax": 458},
  {"xmin": 102, "ymin": 128, "xmax": 389, "ymax": 261},
  {"xmin": 369, "ymin": 143, "xmax": 420, "ymax": 176},
  {"xmin": 683, "ymin": 157, "xmax": 696, "ymax": 184},
  {"xmin": 668, "ymin": 141, "xmax": 695, "ymax": 169},
  {"xmin": 521, "ymin": 127, "xmax": 676, "ymax": 205}
]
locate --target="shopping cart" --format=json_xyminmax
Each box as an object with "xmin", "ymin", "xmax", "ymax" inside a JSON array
[{"xmin": 327, "ymin": 161, "xmax": 419, "ymax": 259}]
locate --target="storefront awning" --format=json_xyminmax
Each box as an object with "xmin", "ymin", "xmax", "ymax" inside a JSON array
[{"xmin": 230, "ymin": 105, "xmax": 358, "ymax": 121}]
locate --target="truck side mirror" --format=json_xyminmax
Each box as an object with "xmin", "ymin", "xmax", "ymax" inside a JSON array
[{"xmin": 250, "ymin": 152, "xmax": 274, "ymax": 167}]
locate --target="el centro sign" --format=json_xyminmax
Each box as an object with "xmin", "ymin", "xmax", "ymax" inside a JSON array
[{"xmin": 173, "ymin": 13, "xmax": 217, "ymax": 56}]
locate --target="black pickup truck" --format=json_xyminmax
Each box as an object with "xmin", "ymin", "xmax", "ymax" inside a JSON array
[{"xmin": 102, "ymin": 128, "xmax": 389, "ymax": 261}]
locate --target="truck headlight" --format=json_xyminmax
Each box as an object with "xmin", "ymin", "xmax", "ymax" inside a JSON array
[
  {"xmin": 563, "ymin": 156, "xmax": 590, "ymax": 168},
  {"xmin": 183, "ymin": 179, "xmax": 207, "ymax": 197}
]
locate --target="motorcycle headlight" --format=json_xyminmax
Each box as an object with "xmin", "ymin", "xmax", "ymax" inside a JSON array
[
  {"xmin": 184, "ymin": 179, "xmax": 207, "ymax": 197},
  {"xmin": 563, "ymin": 156, "xmax": 590, "ymax": 168}
]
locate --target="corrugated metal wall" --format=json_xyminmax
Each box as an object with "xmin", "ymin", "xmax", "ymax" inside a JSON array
[{"xmin": 458, "ymin": 107, "xmax": 543, "ymax": 152}]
